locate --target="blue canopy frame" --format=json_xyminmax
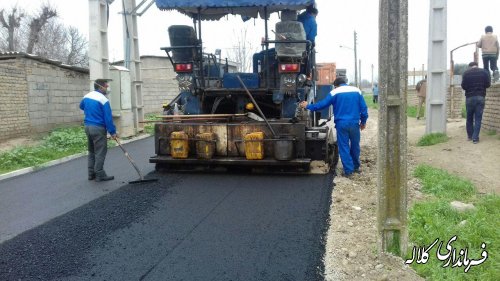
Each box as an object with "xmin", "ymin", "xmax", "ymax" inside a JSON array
[{"xmin": 155, "ymin": 0, "xmax": 315, "ymax": 20}]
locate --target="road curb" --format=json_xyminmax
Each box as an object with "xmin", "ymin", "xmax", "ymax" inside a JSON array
[{"xmin": 0, "ymin": 134, "xmax": 152, "ymax": 182}]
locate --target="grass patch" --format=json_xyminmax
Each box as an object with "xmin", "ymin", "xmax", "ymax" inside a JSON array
[
  {"xmin": 0, "ymin": 126, "xmax": 114, "ymax": 174},
  {"xmin": 409, "ymin": 165, "xmax": 499, "ymax": 280},
  {"xmin": 485, "ymin": 130, "xmax": 497, "ymax": 136},
  {"xmin": 413, "ymin": 164, "xmax": 475, "ymax": 200},
  {"xmin": 407, "ymin": 105, "xmax": 417, "ymax": 118},
  {"xmin": 407, "ymin": 105, "xmax": 426, "ymax": 118},
  {"xmin": 363, "ymin": 93, "xmax": 379, "ymax": 110},
  {"xmin": 417, "ymin": 133, "xmax": 449, "ymax": 146}
]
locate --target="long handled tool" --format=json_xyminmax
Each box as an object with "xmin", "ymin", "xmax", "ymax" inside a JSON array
[
  {"xmin": 115, "ymin": 139, "xmax": 158, "ymax": 184},
  {"xmin": 236, "ymin": 75, "xmax": 278, "ymax": 138}
]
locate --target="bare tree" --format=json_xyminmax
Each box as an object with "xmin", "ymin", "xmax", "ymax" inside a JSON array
[
  {"xmin": 31, "ymin": 20, "xmax": 67, "ymax": 59},
  {"xmin": 26, "ymin": 4, "xmax": 57, "ymax": 54},
  {"xmin": 227, "ymin": 27, "xmax": 257, "ymax": 72},
  {"xmin": 0, "ymin": 6, "xmax": 25, "ymax": 51},
  {"xmin": 27, "ymin": 21, "xmax": 88, "ymax": 67},
  {"xmin": 65, "ymin": 26, "xmax": 88, "ymax": 66}
]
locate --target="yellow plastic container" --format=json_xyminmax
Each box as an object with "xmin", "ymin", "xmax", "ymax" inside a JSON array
[
  {"xmin": 170, "ymin": 131, "xmax": 189, "ymax": 158},
  {"xmin": 196, "ymin": 132, "xmax": 216, "ymax": 159},
  {"xmin": 244, "ymin": 132, "xmax": 265, "ymax": 160}
]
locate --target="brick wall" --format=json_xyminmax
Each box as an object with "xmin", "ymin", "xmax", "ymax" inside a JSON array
[
  {"xmin": 24, "ymin": 58, "xmax": 88, "ymax": 133},
  {"xmin": 407, "ymin": 88, "xmax": 418, "ymax": 107},
  {"xmin": 0, "ymin": 55, "xmax": 89, "ymax": 140},
  {"xmin": 447, "ymin": 86, "xmax": 464, "ymax": 119},
  {"xmin": 407, "ymin": 86, "xmax": 464, "ymax": 119},
  {"xmin": 0, "ymin": 54, "xmax": 183, "ymax": 142},
  {"xmin": 0, "ymin": 58, "xmax": 31, "ymax": 141},
  {"xmin": 483, "ymin": 84, "xmax": 500, "ymax": 132},
  {"xmin": 138, "ymin": 56, "xmax": 178, "ymax": 114}
]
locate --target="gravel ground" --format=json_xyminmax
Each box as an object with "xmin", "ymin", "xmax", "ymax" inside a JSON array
[{"xmin": 323, "ymin": 108, "xmax": 424, "ymax": 281}]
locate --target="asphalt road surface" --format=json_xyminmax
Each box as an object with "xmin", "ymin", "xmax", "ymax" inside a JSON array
[{"xmin": 0, "ymin": 137, "xmax": 334, "ymax": 281}]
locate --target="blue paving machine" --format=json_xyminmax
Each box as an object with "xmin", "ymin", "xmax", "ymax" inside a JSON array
[{"xmin": 150, "ymin": 0, "xmax": 338, "ymax": 173}]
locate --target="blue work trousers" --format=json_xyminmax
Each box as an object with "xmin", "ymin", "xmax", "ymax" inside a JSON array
[
  {"xmin": 336, "ymin": 121, "xmax": 361, "ymax": 175},
  {"xmin": 466, "ymin": 96, "xmax": 485, "ymax": 142},
  {"xmin": 85, "ymin": 125, "xmax": 108, "ymax": 177}
]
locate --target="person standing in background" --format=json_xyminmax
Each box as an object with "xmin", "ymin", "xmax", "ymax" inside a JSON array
[
  {"xmin": 415, "ymin": 76, "xmax": 427, "ymax": 120},
  {"xmin": 477, "ymin": 25, "xmax": 499, "ymax": 82},
  {"xmin": 461, "ymin": 62, "xmax": 490, "ymax": 144},
  {"xmin": 372, "ymin": 83, "xmax": 379, "ymax": 103}
]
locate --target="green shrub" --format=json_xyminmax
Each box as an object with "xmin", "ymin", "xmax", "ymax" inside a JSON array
[
  {"xmin": 143, "ymin": 113, "xmax": 158, "ymax": 135},
  {"xmin": 0, "ymin": 126, "xmax": 114, "ymax": 174}
]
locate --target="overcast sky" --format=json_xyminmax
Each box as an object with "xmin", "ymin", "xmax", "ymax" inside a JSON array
[{"xmin": 3, "ymin": 0, "xmax": 500, "ymax": 82}]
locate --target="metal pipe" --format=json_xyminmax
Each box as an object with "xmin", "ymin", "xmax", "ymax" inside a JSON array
[
  {"xmin": 236, "ymin": 75, "xmax": 278, "ymax": 138},
  {"xmin": 157, "ymin": 113, "xmax": 247, "ymax": 118}
]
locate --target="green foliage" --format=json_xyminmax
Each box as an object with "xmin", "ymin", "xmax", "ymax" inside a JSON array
[
  {"xmin": 409, "ymin": 164, "xmax": 499, "ymax": 280},
  {"xmin": 485, "ymin": 130, "xmax": 497, "ymax": 136},
  {"xmin": 41, "ymin": 127, "xmax": 88, "ymax": 153},
  {"xmin": 453, "ymin": 63, "xmax": 469, "ymax": 75},
  {"xmin": 143, "ymin": 113, "xmax": 159, "ymax": 135},
  {"xmin": 413, "ymin": 164, "xmax": 475, "ymax": 200},
  {"xmin": 363, "ymin": 93, "xmax": 378, "ymax": 110},
  {"xmin": 408, "ymin": 195, "xmax": 499, "ymax": 280},
  {"xmin": 417, "ymin": 133, "xmax": 449, "ymax": 146},
  {"xmin": 407, "ymin": 105, "xmax": 424, "ymax": 118},
  {"xmin": 462, "ymin": 104, "xmax": 466, "ymax": 118},
  {"xmin": 0, "ymin": 126, "xmax": 113, "ymax": 174}
]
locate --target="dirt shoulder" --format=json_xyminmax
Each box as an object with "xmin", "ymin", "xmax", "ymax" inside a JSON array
[{"xmin": 324, "ymin": 108, "xmax": 499, "ymax": 280}]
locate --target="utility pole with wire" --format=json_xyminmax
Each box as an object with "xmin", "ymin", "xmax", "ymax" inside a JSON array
[{"xmin": 354, "ymin": 30, "xmax": 358, "ymax": 87}]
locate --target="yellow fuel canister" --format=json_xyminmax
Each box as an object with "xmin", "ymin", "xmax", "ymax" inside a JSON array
[
  {"xmin": 196, "ymin": 132, "xmax": 216, "ymax": 159},
  {"xmin": 170, "ymin": 131, "xmax": 189, "ymax": 158},
  {"xmin": 244, "ymin": 132, "xmax": 265, "ymax": 160}
]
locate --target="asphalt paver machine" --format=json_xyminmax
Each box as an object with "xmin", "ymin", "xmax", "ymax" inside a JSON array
[{"xmin": 150, "ymin": 0, "xmax": 338, "ymax": 174}]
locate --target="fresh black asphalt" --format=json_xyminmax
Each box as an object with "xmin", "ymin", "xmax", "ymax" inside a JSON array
[{"xmin": 0, "ymin": 137, "xmax": 334, "ymax": 281}]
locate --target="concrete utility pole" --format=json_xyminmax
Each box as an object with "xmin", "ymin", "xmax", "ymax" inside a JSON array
[
  {"xmin": 359, "ymin": 59, "xmax": 362, "ymax": 87},
  {"xmin": 88, "ymin": 0, "xmax": 111, "ymax": 88},
  {"xmin": 378, "ymin": 0, "xmax": 408, "ymax": 256},
  {"xmin": 122, "ymin": 0, "xmax": 146, "ymax": 133},
  {"xmin": 371, "ymin": 64, "xmax": 374, "ymax": 89},
  {"xmin": 425, "ymin": 0, "xmax": 448, "ymax": 134},
  {"xmin": 354, "ymin": 31, "xmax": 358, "ymax": 87}
]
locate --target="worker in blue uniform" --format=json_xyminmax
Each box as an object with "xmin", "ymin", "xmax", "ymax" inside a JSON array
[
  {"xmin": 80, "ymin": 79, "xmax": 117, "ymax": 182},
  {"xmin": 300, "ymin": 77, "xmax": 368, "ymax": 177},
  {"xmin": 297, "ymin": 5, "xmax": 318, "ymax": 78},
  {"xmin": 297, "ymin": 5, "xmax": 318, "ymax": 46}
]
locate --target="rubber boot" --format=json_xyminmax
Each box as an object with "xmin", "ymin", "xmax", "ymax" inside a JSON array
[{"xmin": 95, "ymin": 171, "xmax": 114, "ymax": 182}]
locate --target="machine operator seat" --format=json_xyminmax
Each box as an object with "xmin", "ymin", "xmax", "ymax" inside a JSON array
[
  {"xmin": 275, "ymin": 10, "xmax": 307, "ymax": 58},
  {"xmin": 168, "ymin": 25, "xmax": 199, "ymax": 63}
]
